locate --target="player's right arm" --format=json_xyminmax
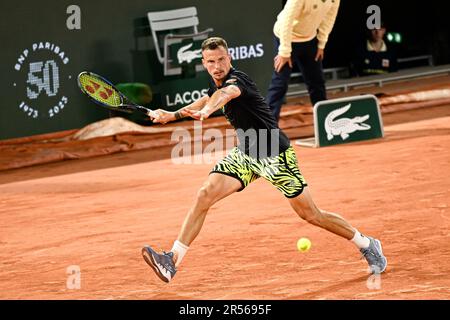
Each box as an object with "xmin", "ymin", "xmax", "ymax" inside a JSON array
[{"xmin": 150, "ymin": 95, "xmax": 209, "ymax": 124}]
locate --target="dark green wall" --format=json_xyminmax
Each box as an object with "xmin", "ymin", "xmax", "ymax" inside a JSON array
[{"xmin": 0, "ymin": 0, "xmax": 279, "ymax": 140}]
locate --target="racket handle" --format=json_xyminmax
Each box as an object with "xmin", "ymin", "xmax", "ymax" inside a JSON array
[{"xmin": 134, "ymin": 105, "xmax": 157, "ymax": 118}]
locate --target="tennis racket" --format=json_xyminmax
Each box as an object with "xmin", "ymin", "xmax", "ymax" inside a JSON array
[{"xmin": 77, "ymin": 71, "xmax": 158, "ymax": 118}]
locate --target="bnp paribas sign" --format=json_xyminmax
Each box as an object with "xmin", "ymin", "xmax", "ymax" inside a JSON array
[
  {"xmin": 12, "ymin": 41, "xmax": 71, "ymax": 119},
  {"xmin": 297, "ymin": 95, "xmax": 384, "ymax": 148}
]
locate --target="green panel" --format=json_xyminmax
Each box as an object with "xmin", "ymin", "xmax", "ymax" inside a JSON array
[{"xmin": 314, "ymin": 95, "xmax": 384, "ymax": 147}]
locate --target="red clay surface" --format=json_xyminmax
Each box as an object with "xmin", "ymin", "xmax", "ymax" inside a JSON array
[{"xmin": 1, "ymin": 113, "xmax": 450, "ymax": 300}]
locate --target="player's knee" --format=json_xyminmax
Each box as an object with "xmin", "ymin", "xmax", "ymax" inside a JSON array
[
  {"xmin": 196, "ymin": 182, "xmax": 216, "ymax": 207},
  {"xmin": 196, "ymin": 186, "xmax": 209, "ymax": 203}
]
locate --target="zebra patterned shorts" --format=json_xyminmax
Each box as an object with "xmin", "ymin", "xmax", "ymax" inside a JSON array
[{"xmin": 210, "ymin": 146, "xmax": 308, "ymax": 198}]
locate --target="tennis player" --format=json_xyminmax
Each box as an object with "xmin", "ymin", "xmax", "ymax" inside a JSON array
[{"xmin": 142, "ymin": 37, "xmax": 387, "ymax": 283}]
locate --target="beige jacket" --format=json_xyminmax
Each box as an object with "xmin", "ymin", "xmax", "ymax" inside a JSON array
[{"xmin": 274, "ymin": 0, "xmax": 340, "ymax": 57}]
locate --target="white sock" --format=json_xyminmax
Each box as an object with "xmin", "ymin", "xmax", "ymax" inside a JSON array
[
  {"xmin": 171, "ymin": 240, "xmax": 189, "ymax": 268},
  {"xmin": 351, "ymin": 230, "xmax": 371, "ymax": 249}
]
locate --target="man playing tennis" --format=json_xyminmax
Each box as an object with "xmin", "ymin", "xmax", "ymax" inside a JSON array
[{"xmin": 142, "ymin": 37, "xmax": 387, "ymax": 283}]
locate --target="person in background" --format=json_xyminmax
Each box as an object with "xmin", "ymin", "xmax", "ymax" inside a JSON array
[
  {"xmin": 352, "ymin": 22, "xmax": 398, "ymax": 76},
  {"xmin": 266, "ymin": 0, "xmax": 341, "ymax": 122}
]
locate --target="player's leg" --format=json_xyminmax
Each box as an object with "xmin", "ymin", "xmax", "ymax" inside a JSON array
[
  {"xmin": 252, "ymin": 147, "xmax": 354, "ymax": 238},
  {"xmin": 176, "ymin": 173, "xmax": 242, "ymax": 249},
  {"xmin": 288, "ymin": 188, "xmax": 387, "ymax": 273},
  {"xmin": 142, "ymin": 173, "xmax": 241, "ymax": 283},
  {"xmin": 142, "ymin": 147, "xmax": 258, "ymax": 282},
  {"xmin": 288, "ymin": 187, "xmax": 355, "ymax": 239},
  {"xmin": 256, "ymin": 146, "xmax": 386, "ymax": 273},
  {"xmin": 173, "ymin": 147, "xmax": 259, "ymax": 267}
]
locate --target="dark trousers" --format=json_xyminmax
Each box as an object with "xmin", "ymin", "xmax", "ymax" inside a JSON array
[{"xmin": 266, "ymin": 36, "xmax": 327, "ymax": 122}]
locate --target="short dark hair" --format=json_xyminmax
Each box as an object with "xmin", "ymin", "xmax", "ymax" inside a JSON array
[{"xmin": 201, "ymin": 37, "xmax": 228, "ymax": 51}]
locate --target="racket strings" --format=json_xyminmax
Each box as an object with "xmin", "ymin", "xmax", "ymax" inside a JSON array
[{"xmin": 79, "ymin": 74, "xmax": 122, "ymax": 107}]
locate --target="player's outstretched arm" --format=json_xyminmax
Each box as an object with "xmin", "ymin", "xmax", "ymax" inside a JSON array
[
  {"xmin": 150, "ymin": 95, "xmax": 209, "ymax": 124},
  {"xmin": 184, "ymin": 85, "xmax": 241, "ymax": 121}
]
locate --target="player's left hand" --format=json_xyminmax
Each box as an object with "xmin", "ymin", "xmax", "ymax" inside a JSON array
[
  {"xmin": 183, "ymin": 109, "xmax": 209, "ymax": 121},
  {"xmin": 149, "ymin": 109, "xmax": 175, "ymax": 124}
]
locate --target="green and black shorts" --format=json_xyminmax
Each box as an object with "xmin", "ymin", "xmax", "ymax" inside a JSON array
[{"xmin": 211, "ymin": 146, "xmax": 307, "ymax": 198}]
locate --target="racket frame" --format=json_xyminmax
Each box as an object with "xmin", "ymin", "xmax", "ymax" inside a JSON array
[{"xmin": 77, "ymin": 71, "xmax": 157, "ymax": 117}]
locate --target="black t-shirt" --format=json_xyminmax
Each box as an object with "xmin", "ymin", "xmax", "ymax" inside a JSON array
[{"xmin": 207, "ymin": 67, "xmax": 290, "ymax": 159}]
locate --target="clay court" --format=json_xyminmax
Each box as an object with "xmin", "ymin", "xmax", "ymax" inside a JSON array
[{"xmin": 1, "ymin": 96, "xmax": 449, "ymax": 299}]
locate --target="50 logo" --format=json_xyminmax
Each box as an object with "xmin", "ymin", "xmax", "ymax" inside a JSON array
[
  {"xmin": 26, "ymin": 60, "xmax": 60, "ymax": 99},
  {"xmin": 13, "ymin": 42, "xmax": 71, "ymax": 119}
]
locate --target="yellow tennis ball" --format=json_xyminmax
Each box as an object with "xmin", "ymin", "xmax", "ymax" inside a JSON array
[{"xmin": 297, "ymin": 238, "xmax": 311, "ymax": 252}]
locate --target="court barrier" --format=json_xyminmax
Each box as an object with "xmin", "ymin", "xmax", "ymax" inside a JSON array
[{"xmin": 295, "ymin": 95, "xmax": 384, "ymax": 148}]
